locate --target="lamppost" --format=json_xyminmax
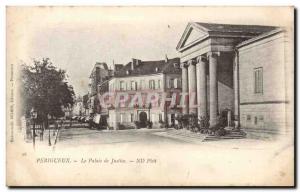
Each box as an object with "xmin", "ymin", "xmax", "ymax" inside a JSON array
[
  {"xmin": 164, "ymin": 100, "xmax": 170, "ymax": 128},
  {"xmin": 148, "ymin": 103, "xmax": 152, "ymax": 121},
  {"xmin": 30, "ymin": 108, "xmax": 37, "ymax": 149}
]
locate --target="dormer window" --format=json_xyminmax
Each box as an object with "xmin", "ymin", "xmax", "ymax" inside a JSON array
[
  {"xmin": 155, "ymin": 67, "xmax": 159, "ymax": 72},
  {"xmin": 126, "ymin": 70, "xmax": 130, "ymax": 75}
]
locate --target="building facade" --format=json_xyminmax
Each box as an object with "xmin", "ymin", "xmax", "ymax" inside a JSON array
[
  {"xmin": 88, "ymin": 62, "xmax": 111, "ymax": 114},
  {"xmin": 82, "ymin": 94, "xmax": 90, "ymax": 116},
  {"xmin": 176, "ymin": 22, "xmax": 293, "ymax": 136},
  {"xmin": 106, "ymin": 57, "xmax": 182, "ymax": 129},
  {"xmin": 236, "ymin": 28, "xmax": 293, "ymax": 136},
  {"xmin": 72, "ymin": 96, "xmax": 84, "ymax": 116}
]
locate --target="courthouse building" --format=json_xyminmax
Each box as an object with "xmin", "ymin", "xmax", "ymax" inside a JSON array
[
  {"xmin": 176, "ymin": 22, "xmax": 293, "ymax": 136},
  {"xmin": 107, "ymin": 57, "xmax": 182, "ymax": 129}
]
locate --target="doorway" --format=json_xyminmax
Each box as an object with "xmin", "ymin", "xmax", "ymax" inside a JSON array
[{"xmin": 139, "ymin": 111, "xmax": 148, "ymax": 128}]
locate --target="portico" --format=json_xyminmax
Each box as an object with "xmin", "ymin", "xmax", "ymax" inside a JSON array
[
  {"xmin": 180, "ymin": 51, "xmax": 221, "ymax": 127},
  {"xmin": 177, "ymin": 22, "xmax": 275, "ymax": 128}
]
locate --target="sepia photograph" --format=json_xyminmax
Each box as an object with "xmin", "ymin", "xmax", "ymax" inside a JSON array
[{"xmin": 6, "ymin": 6, "xmax": 294, "ymax": 186}]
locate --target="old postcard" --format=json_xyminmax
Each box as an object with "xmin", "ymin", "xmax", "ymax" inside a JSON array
[{"xmin": 6, "ymin": 6, "xmax": 294, "ymax": 186}]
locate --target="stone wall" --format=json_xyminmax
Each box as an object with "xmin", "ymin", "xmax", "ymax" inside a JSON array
[{"xmin": 238, "ymin": 32, "xmax": 288, "ymax": 132}]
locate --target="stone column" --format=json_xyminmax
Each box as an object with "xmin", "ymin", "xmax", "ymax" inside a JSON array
[
  {"xmin": 188, "ymin": 59, "xmax": 197, "ymax": 114},
  {"xmin": 181, "ymin": 63, "xmax": 189, "ymax": 114},
  {"xmin": 196, "ymin": 56, "xmax": 207, "ymax": 119},
  {"xmin": 233, "ymin": 52, "xmax": 240, "ymax": 129},
  {"xmin": 208, "ymin": 52, "xmax": 220, "ymax": 128}
]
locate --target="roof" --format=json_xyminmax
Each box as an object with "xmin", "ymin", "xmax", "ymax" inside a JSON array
[
  {"xmin": 113, "ymin": 57, "xmax": 181, "ymax": 77},
  {"xmin": 96, "ymin": 62, "xmax": 108, "ymax": 70},
  {"xmin": 195, "ymin": 22, "xmax": 278, "ymax": 35},
  {"xmin": 176, "ymin": 22, "xmax": 279, "ymax": 51},
  {"xmin": 114, "ymin": 64, "xmax": 124, "ymax": 71},
  {"xmin": 236, "ymin": 28, "xmax": 284, "ymax": 48},
  {"xmin": 89, "ymin": 62, "xmax": 108, "ymax": 78}
]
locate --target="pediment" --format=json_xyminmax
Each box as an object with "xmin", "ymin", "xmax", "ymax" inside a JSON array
[
  {"xmin": 182, "ymin": 28, "xmax": 207, "ymax": 46},
  {"xmin": 176, "ymin": 22, "xmax": 209, "ymax": 52}
]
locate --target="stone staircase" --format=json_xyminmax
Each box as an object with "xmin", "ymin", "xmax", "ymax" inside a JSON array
[
  {"xmin": 203, "ymin": 130, "xmax": 247, "ymax": 142},
  {"xmin": 155, "ymin": 128, "xmax": 247, "ymax": 143}
]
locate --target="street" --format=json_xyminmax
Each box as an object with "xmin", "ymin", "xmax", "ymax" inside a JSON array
[
  {"xmin": 46, "ymin": 126, "xmax": 293, "ymax": 187},
  {"xmin": 54, "ymin": 126, "xmax": 290, "ymax": 150},
  {"xmin": 56, "ymin": 127, "xmax": 191, "ymax": 148}
]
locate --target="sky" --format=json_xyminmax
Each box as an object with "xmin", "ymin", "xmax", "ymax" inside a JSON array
[{"xmin": 7, "ymin": 6, "xmax": 293, "ymax": 96}]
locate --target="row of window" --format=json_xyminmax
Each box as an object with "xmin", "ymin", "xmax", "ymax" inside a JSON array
[
  {"xmin": 118, "ymin": 79, "xmax": 161, "ymax": 91},
  {"xmin": 110, "ymin": 78, "xmax": 181, "ymax": 91},
  {"xmin": 106, "ymin": 67, "xmax": 262, "ymax": 93}
]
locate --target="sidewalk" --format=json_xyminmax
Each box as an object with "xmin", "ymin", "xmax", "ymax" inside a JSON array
[
  {"xmin": 100, "ymin": 127, "xmax": 167, "ymax": 133},
  {"xmin": 152, "ymin": 128, "xmax": 246, "ymax": 143}
]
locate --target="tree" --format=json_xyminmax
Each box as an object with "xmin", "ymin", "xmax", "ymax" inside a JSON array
[{"xmin": 21, "ymin": 58, "xmax": 75, "ymax": 145}]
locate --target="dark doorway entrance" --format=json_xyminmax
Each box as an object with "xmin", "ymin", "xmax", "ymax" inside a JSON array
[
  {"xmin": 100, "ymin": 115, "xmax": 108, "ymax": 127},
  {"xmin": 139, "ymin": 112, "xmax": 147, "ymax": 128},
  {"xmin": 170, "ymin": 114, "xmax": 175, "ymax": 127}
]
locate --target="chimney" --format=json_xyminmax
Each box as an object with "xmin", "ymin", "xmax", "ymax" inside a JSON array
[
  {"xmin": 165, "ymin": 54, "xmax": 169, "ymax": 63},
  {"xmin": 131, "ymin": 58, "xmax": 142, "ymax": 70},
  {"xmin": 131, "ymin": 58, "xmax": 136, "ymax": 70}
]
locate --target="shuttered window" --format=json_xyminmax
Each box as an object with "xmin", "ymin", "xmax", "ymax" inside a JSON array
[
  {"xmin": 149, "ymin": 80, "xmax": 155, "ymax": 90},
  {"xmin": 131, "ymin": 81, "xmax": 137, "ymax": 90},
  {"xmin": 254, "ymin": 67, "xmax": 263, "ymax": 94},
  {"xmin": 120, "ymin": 81, "xmax": 125, "ymax": 91},
  {"xmin": 169, "ymin": 78, "xmax": 174, "ymax": 88},
  {"xmin": 158, "ymin": 80, "xmax": 161, "ymax": 89}
]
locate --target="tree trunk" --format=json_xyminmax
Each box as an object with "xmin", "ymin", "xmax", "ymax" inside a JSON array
[
  {"xmin": 33, "ymin": 120, "xmax": 35, "ymax": 150},
  {"xmin": 46, "ymin": 114, "xmax": 51, "ymax": 146},
  {"xmin": 41, "ymin": 123, "xmax": 44, "ymax": 141}
]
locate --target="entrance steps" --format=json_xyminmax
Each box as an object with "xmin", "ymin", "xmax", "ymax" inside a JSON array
[
  {"xmin": 203, "ymin": 130, "xmax": 246, "ymax": 142},
  {"xmin": 156, "ymin": 128, "xmax": 247, "ymax": 143}
]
